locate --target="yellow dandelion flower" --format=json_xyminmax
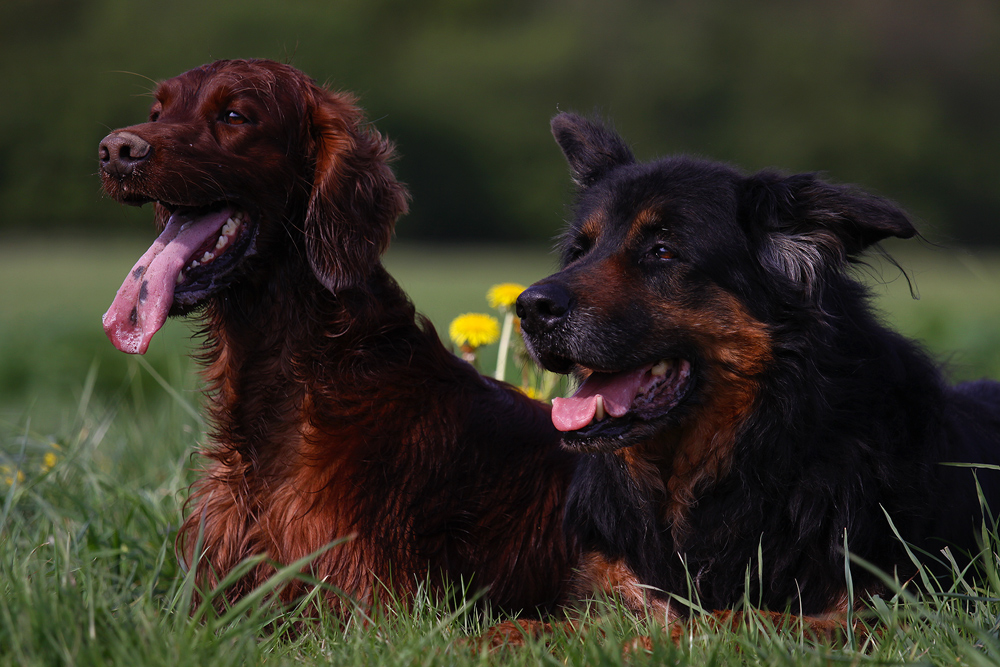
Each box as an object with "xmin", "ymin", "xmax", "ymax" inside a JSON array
[
  {"xmin": 42, "ymin": 452, "xmax": 58, "ymax": 473},
  {"xmin": 449, "ymin": 313, "xmax": 500, "ymax": 349},
  {"xmin": 517, "ymin": 386, "xmax": 539, "ymax": 399},
  {"xmin": 487, "ymin": 283, "xmax": 526, "ymax": 311},
  {"xmin": 2, "ymin": 465, "xmax": 24, "ymax": 486}
]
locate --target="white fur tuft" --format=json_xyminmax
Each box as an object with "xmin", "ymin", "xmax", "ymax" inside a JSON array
[{"xmin": 761, "ymin": 230, "xmax": 845, "ymax": 295}]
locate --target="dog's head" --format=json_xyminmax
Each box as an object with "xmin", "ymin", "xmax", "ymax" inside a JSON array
[
  {"xmin": 518, "ymin": 113, "xmax": 915, "ymax": 452},
  {"xmin": 98, "ymin": 59, "xmax": 408, "ymax": 353}
]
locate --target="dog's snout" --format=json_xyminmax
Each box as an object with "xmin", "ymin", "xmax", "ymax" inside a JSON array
[
  {"xmin": 517, "ymin": 282, "xmax": 574, "ymax": 334},
  {"xmin": 99, "ymin": 131, "xmax": 152, "ymax": 177}
]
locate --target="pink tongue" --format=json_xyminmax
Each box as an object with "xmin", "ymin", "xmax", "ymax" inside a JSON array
[
  {"xmin": 551, "ymin": 368, "xmax": 648, "ymax": 432},
  {"xmin": 102, "ymin": 208, "xmax": 232, "ymax": 354}
]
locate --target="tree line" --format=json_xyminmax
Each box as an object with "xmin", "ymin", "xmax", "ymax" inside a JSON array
[{"xmin": 2, "ymin": 0, "xmax": 998, "ymax": 244}]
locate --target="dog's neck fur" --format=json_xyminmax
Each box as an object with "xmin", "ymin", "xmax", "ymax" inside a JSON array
[
  {"xmin": 182, "ymin": 247, "xmax": 576, "ymax": 612},
  {"xmin": 199, "ymin": 252, "xmax": 417, "ymax": 458},
  {"xmin": 584, "ymin": 276, "xmax": 953, "ymax": 614}
]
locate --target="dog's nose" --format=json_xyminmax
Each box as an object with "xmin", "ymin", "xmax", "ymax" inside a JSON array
[
  {"xmin": 516, "ymin": 282, "xmax": 574, "ymax": 334},
  {"xmin": 99, "ymin": 131, "xmax": 152, "ymax": 177}
]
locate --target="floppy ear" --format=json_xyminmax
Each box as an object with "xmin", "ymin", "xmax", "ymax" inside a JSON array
[
  {"xmin": 741, "ymin": 171, "xmax": 916, "ymax": 292},
  {"xmin": 304, "ymin": 88, "xmax": 409, "ymax": 294},
  {"xmin": 551, "ymin": 112, "xmax": 635, "ymax": 188}
]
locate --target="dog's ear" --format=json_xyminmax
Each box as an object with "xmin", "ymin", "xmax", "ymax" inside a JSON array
[
  {"xmin": 741, "ymin": 171, "xmax": 915, "ymax": 291},
  {"xmin": 551, "ymin": 113, "xmax": 635, "ymax": 188},
  {"xmin": 304, "ymin": 88, "xmax": 409, "ymax": 294}
]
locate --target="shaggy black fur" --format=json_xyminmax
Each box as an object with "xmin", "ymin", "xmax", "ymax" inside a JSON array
[{"xmin": 516, "ymin": 113, "xmax": 1000, "ymax": 616}]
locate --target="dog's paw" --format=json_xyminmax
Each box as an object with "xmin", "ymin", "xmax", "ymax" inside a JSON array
[
  {"xmin": 461, "ymin": 619, "xmax": 555, "ymax": 652},
  {"xmin": 622, "ymin": 634, "xmax": 655, "ymax": 654}
]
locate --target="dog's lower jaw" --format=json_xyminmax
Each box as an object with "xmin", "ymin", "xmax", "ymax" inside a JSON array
[
  {"xmin": 560, "ymin": 418, "xmax": 668, "ymax": 453},
  {"xmin": 557, "ymin": 391, "xmax": 693, "ymax": 454}
]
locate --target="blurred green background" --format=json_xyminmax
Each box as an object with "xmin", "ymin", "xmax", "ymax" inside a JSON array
[
  {"xmin": 1, "ymin": 7, "xmax": 998, "ymax": 659},
  {"xmin": 2, "ymin": 0, "xmax": 1000, "ymax": 244},
  {"xmin": 1, "ymin": 0, "xmax": 999, "ymax": 432}
]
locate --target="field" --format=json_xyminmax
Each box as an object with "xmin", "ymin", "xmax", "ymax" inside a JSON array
[{"xmin": 2, "ymin": 238, "xmax": 1000, "ymax": 665}]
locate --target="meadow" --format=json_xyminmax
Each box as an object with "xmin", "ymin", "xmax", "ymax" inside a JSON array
[{"xmin": 2, "ymin": 238, "xmax": 1000, "ymax": 666}]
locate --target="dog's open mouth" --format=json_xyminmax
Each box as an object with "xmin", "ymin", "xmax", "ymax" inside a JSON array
[
  {"xmin": 552, "ymin": 359, "xmax": 692, "ymax": 445},
  {"xmin": 102, "ymin": 203, "xmax": 256, "ymax": 354}
]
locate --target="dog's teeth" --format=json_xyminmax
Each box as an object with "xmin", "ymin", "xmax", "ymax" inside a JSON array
[
  {"xmin": 201, "ymin": 251, "xmax": 213, "ymax": 263},
  {"xmin": 176, "ymin": 272, "xmax": 184, "ymax": 284},
  {"xmin": 651, "ymin": 360, "xmax": 671, "ymax": 377},
  {"xmin": 190, "ymin": 260, "xmax": 200, "ymax": 269},
  {"xmin": 595, "ymin": 395, "xmax": 605, "ymax": 422},
  {"xmin": 215, "ymin": 235, "xmax": 228, "ymax": 250}
]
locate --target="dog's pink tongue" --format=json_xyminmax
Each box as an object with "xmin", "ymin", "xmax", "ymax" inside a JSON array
[
  {"xmin": 102, "ymin": 208, "xmax": 231, "ymax": 354},
  {"xmin": 551, "ymin": 368, "xmax": 646, "ymax": 432}
]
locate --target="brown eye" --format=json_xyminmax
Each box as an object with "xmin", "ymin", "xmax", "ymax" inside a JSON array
[
  {"xmin": 222, "ymin": 110, "xmax": 248, "ymax": 125},
  {"xmin": 653, "ymin": 244, "xmax": 675, "ymax": 261},
  {"xmin": 149, "ymin": 105, "xmax": 162, "ymax": 122}
]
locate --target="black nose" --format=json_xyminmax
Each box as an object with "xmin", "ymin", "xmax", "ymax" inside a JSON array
[
  {"xmin": 516, "ymin": 282, "xmax": 574, "ymax": 334},
  {"xmin": 99, "ymin": 131, "xmax": 152, "ymax": 177}
]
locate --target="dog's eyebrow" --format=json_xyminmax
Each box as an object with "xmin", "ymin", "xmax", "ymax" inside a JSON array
[
  {"xmin": 578, "ymin": 210, "xmax": 605, "ymax": 241},
  {"xmin": 625, "ymin": 207, "xmax": 661, "ymax": 244}
]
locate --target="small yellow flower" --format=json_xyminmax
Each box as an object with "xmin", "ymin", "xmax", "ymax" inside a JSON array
[
  {"xmin": 41, "ymin": 452, "xmax": 58, "ymax": 473},
  {"xmin": 517, "ymin": 386, "xmax": 539, "ymax": 399},
  {"xmin": 487, "ymin": 283, "xmax": 526, "ymax": 311},
  {"xmin": 449, "ymin": 313, "xmax": 500, "ymax": 349},
  {"xmin": 1, "ymin": 465, "xmax": 24, "ymax": 486}
]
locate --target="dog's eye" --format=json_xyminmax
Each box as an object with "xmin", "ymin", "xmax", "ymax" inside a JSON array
[
  {"xmin": 564, "ymin": 237, "xmax": 592, "ymax": 264},
  {"xmin": 652, "ymin": 244, "xmax": 676, "ymax": 261},
  {"xmin": 222, "ymin": 110, "xmax": 248, "ymax": 125}
]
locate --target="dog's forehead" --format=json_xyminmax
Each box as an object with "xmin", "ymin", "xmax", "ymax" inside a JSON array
[
  {"xmin": 155, "ymin": 61, "xmax": 289, "ymax": 109},
  {"xmin": 575, "ymin": 158, "xmax": 742, "ymax": 243}
]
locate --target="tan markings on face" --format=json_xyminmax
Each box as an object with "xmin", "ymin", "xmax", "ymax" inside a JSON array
[
  {"xmin": 571, "ymin": 252, "xmax": 634, "ymax": 311},
  {"xmin": 646, "ymin": 286, "xmax": 772, "ymax": 537},
  {"xmin": 625, "ymin": 207, "xmax": 660, "ymax": 246},
  {"xmin": 574, "ymin": 552, "xmax": 679, "ymax": 623},
  {"xmin": 575, "ymin": 210, "xmax": 605, "ymax": 251}
]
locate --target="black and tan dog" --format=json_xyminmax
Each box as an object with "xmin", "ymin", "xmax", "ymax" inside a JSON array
[{"xmin": 516, "ymin": 113, "xmax": 1000, "ymax": 624}]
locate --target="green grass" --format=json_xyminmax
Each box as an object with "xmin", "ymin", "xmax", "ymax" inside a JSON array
[{"xmin": 2, "ymin": 238, "xmax": 1000, "ymax": 665}]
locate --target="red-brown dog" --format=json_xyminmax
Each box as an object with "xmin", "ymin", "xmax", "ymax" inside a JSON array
[{"xmin": 98, "ymin": 59, "xmax": 578, "ymax": 614}]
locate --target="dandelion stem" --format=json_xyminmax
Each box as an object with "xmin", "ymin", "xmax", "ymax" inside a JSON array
[
  {"xmin": 495, "ymin": 311, "xmax": 514, "ymax": 381},
  {"xmin": 540, "ymin": 366, "xmax": 561, "ymax": 400}
]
